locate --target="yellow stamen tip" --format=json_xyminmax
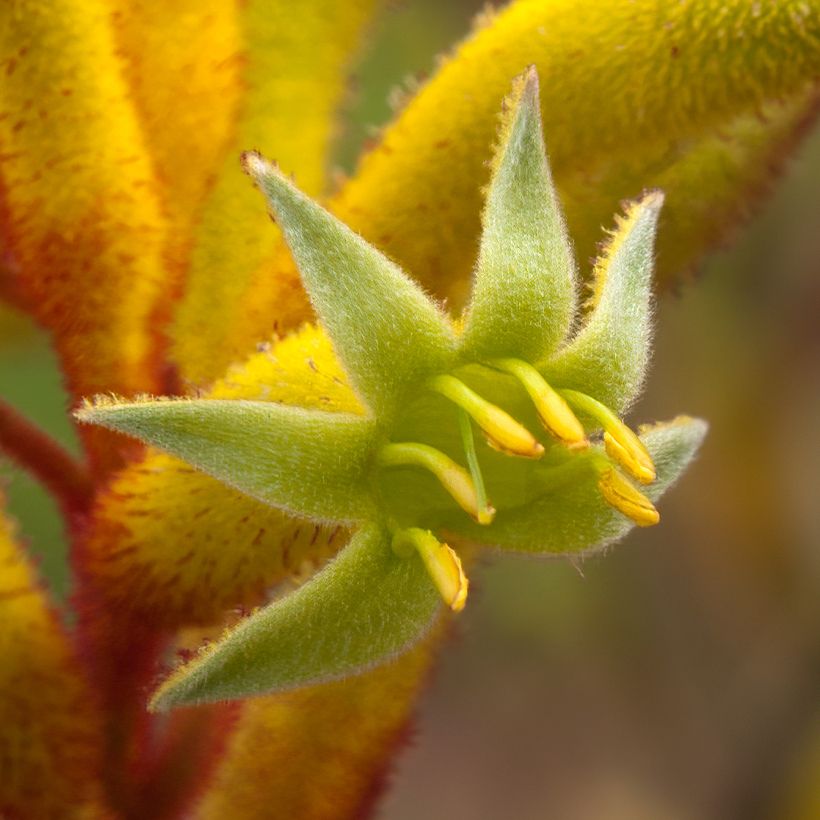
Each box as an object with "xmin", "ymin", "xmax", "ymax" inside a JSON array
[
  {"xmin": 476, "ymin": 505, "xmax": 497, "ymax": 525},
  {"xmin": 604, "ymin": 432, "xmax": 656, "ymax": 484},
  {"xmin": 559, "ymin": 388, "xmax": 656, "ymax": 484},
  {"xmin": 489, "ymin": 359, "xmax": 587, "ymax": 448},
  {"xmin": 394, "ymin": 529, "xmax": 470, "ymax": 612},
  {"xmin": 598, "ymin": 468, "xmax": 660, "ymax": 527},
  {"xmin": 429, "ymin": 374, "xmax": 544, "ymax": 460}
]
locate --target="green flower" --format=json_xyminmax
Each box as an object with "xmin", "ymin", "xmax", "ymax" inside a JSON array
[{"xmin": 78, "ymin": 69, "xmax": 706, "ymax": 710}]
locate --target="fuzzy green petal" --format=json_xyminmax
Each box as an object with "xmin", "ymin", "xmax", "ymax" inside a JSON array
[
  {"xmin": 454, "ymin": 416, "xmax": 706, "ymax": 554},
  {"xmin": 542, "ymin": 191, "xmax": 663, "ymax": 413},
  {"xmin": 244, "ymin": 153, "xmax": 457, "ymax": 419},
  {"xmin": 149, "ymin": 522, "xmax": 442, "ymax": 709},
  {"xmin": 461, "ymin": 67, "xmax": 576, "ymax": 363},
  {"xmin": 77, "ymin": 399, "xmax": 377, "ymax": 524}
]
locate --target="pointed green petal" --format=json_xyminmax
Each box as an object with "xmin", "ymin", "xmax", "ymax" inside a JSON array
[
  {"xmin": 461, "ymin": 67, "xmax": 576, "ymax": 362},
  {"xmin": 454, "ymin": 416, "xmax": 706, "ymax": 555},
  {"xmin": 76, "ymin": 399, "xmax": 376, "ymax": 523},
  {"xmin": 542, "ymin": 191, "xmax": 663, "ymax": 413},
  {"xmin": 244, "ymin": 153, "xmax": 457, "ymax": 418},
  {"xmin": 149, "ymin": 523, "xmax": 441, "ymax": 709}
]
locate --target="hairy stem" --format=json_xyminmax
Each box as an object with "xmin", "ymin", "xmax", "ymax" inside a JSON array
[{"xmin": 0, "ymin": 398, "xmax": 93, "ymax": 514}]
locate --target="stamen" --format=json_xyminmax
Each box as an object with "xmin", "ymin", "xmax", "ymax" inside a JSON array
[
  {"xmin": 559, "ymin": 389, "xmax": 656, "ymax": 484},
  {"xmin": 428, "ymin": 374, "xmax": 543, "ymax": 459},
  {"xmin": 489, "ymin": 359, "xmax": 587, "ymax": 449},
  {"xmin": 392, "ymin": 528, "xmax": 469, "ymax": 612},
  {"xmin": 597, "ymin": 467, "xmax": 659, "ymax": 527},
  {"xmin": 377, "ymin": 442, "xmax": 495, "ymax": 524}
]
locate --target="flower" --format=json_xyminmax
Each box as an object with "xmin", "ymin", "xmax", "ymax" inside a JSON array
[
  {"xmin": 1, "ymin": 1, "xmax": 817, "ymax": 816},
  {"xmin": 79, "ymin": 69, "xmax": 706, "ymax": 710}
]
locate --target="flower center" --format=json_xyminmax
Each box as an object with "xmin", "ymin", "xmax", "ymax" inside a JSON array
[{"xmin": 374, "ymin": 358, "xmax": 661, "ymax": 610}]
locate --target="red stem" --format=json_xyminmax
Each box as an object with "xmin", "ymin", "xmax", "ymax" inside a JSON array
[{"xmin": 0, "ymin": 398, "xmax": 93, "ymax": 514}]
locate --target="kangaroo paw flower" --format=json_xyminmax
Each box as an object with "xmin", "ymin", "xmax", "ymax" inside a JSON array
[{"xmin": 78, "ymin": 68, "xmax": 706, "ymax": 707}]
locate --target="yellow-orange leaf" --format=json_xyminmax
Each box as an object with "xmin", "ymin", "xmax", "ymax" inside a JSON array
[
  {"xmin": 0, "ymin": 0, "xmax": 167, "ymax": 407},
  {"xmin": 170, "ymin": 0, "xmax": 382, "ymax": 386},
  {"xmin": 195, "ymin": 625, "xmax": 446, "ymax": 820},
  {"xmin": 81, "ymin": 325, "xmax": 361, "ymax": 627},
  {"xmin": 0, "ymin": 496, "xmax": 107, "ymax": 816},
  {"xmin": 222, "ymin": 0, "xmax": 820, "ymax": 371},
  {"xmin": 110, "ymin": 0, "xmax": 243, "ymax": 237}
]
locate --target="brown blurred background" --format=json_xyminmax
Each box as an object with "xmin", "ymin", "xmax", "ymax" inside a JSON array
[{"xmin": 2, "ymin": 2, "xmax": 818, "ymax": 818}]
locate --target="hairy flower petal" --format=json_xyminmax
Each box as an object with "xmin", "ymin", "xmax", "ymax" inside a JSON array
[
  {"xmin": 79, "ymin": 326, "xmax": 362, "ymax": 627},
  {"xmin": 78, "ymin": 397, "xmax": 377, "ymax": 524},
  {"xmin": 150, "ymin": 523, "xmax": 441, "ymax": 709},
  {"xmin": 543, "ymin": 191, "xmax": 663, "ymax": 413},
  {"xmin": 461, "ymin": 67, "xmax": 576, "ymax": 362},
  {"xmin": 246, "ymin": 153, "xmax": 456, "ymax": 417}
]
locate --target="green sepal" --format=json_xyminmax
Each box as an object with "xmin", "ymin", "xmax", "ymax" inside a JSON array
[
  {"xmin": 76, "ymin": 399, "xmax": 377, "ymax": 524},
  {"xmin": 453, "ymin": 416, "xmax": 706, "ymax": 554},
  {"xmin": 542, "ymin": 191, "xmax": 663, "ymax": 413},
  {"xmin": 461, "ymin": 67, "xmax": 576, "ymax": 363},
  {"xmin": 244, "ymin": 152, "xmax": 457, "ymax": 419},
  {"xmin": 149, "ymin": 522, "xmax": 442, "ymax": 710}
]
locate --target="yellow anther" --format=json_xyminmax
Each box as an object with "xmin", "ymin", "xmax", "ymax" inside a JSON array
[
  {"xmin": 490, "ymin": 359, "xmax": 588, "ymax": 449},
  {"xmin": 559, "ymin": 389, "xmax": 656, "ymax": 484},
  {"xmin": 428, "ymin": 374, "xmax": 543, "ymax": 459},
  {"xmin": 378, "ymin": 442, "xmax": 495, "ymax": 525},
  {"xmin": 597, "ymin": 468, "xmax": 659, "ymax": 527},
  {"xmin": 393, "ymin": 528, "xmax": 469, "ymax": 612}
]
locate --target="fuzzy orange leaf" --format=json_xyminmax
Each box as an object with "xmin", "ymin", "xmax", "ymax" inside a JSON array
[
  {"xmin": 216, "ymin": 0, "xmax": 820, "ymax": 375},
  {"xmin": 110, "ymin": 0, "xmax": 243, "ymax": 237},
  {"xmin": 0, "ymin": 0, "xmax": 168, "ymax": 409},
  {"xmin": 0, "ymin": 495, "xmax": 107, "ymax": 817},
  {"xmin": 170, "ymin": 0, "xmax": 382, "ymax": 386}
]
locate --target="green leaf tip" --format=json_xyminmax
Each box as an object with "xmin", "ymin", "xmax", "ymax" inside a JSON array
[
  {"xmin": 149, "ymin": 523, "xmax": 441, "ymax": 709},
  {"xmin": 543, "ymin": 189, "xmax": 664, "ymax": 412},
  {"xmin": 242, "ymin": 150, "xmax": 457, "ymax": 419},
  {"xmin": 462, "ymin": 65, "xmax": 576, "ymax": 363},
  {"xmin": 76, "ymin": 397, "xmax": 377, "ymax": 523}
]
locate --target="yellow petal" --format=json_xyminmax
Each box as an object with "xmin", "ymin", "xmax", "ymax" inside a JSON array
[
  {"xmin": 0, "ymin": 0, "xmax": 168, "ymax": 409},
  {"xmin": 81, "ymin": 325, "xmax": 362, "ymax": 627},
  {"xmin": 110, "ymin": 0, "xmax": 243, "ymax": 234},
  {"xmin": 0, "ymin": 495, "xmax": 107, "ymax": 816},
  {"xmin": 197, "ymin": 624, "xmax": 445, "ymax": 820},
  {"xmin": 225, "ymin": 0, "xmax": 820, "ymax": 368},
  {"xmin": 170, "ymin": 0, "xmax": 382, "ymax": 385}
]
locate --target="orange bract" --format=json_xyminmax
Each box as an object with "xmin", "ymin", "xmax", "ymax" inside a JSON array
[
  {"xmin": 0, "ymin": 496, "xmax": 107, "ymax": 817},
  {"xmin": 0, "ymin": 0, "xmax": 167, "ymax": 410}
]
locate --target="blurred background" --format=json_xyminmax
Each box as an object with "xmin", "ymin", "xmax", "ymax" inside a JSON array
[{"xmin": 2, "ymin": 2, "xmax": 818, "ymax": 818}]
